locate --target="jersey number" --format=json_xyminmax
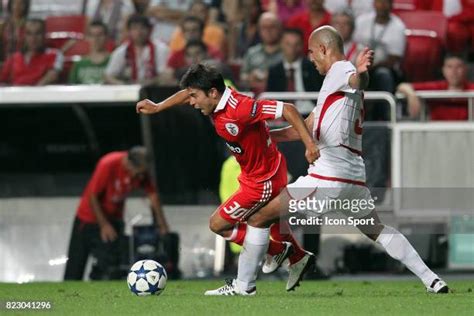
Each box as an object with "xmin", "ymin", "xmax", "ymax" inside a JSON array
[{"xmin": 223, "ymin": 201, "xmax": 252, "ymax": 219}]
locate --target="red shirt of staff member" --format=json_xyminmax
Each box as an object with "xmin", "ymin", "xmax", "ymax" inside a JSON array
[
  {"xmin": 397, "ymin": 54, "xmax": 474, "ymax": 120},
  {"xmin": 64, "ymin": 146, "xmax": 169, "ymax": 280}
]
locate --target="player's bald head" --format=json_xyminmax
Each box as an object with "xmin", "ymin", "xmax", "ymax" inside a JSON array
[{"xmin": 309, "ymin": 25, "xmax": 344, "ymax": 54}]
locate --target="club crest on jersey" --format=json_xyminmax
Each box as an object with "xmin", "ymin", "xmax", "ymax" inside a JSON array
[{"xmin": 225, "ymin": 123, "xmax": 239, "ymax": 136}]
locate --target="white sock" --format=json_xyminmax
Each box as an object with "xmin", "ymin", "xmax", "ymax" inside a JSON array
[
  {"xmin": 236, "ymin": 225, "xmax": 270, "ymax": 292},
  {"xmin": 376, "ymin": 225, "xmax": 438, "ymax": 287}
]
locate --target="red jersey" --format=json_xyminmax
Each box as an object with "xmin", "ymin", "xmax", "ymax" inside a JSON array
[
  {"xmin": 0, "ymin": 48, "xmax": 63, "ymax": 85},
  {"xmin": 211, "ymin": 88, "xmax": 284, "ymax": 185},
  {"xmin": 412, "ymin": 81, "xmax": 474, "ymax": 120},
  {"xmin": 77, "ymin": 151, "xmax": 155, "ymax": 223}
]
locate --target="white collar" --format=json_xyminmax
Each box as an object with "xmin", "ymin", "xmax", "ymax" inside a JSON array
[
  {"xmin": 283, "ymin": 59, "xmax": 302, "ymax": 70},
  {"xmin": 214, "ymin": 87, "xmax": 232, "ymax": 113}
]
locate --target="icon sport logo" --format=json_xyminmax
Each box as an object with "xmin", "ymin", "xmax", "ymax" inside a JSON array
[{"xmin": 225, "ymin": 123, "xmax": 239, "ymax": 136}]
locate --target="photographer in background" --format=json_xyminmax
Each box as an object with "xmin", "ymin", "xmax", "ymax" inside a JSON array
[{"xmin": 64, "ymin": 146, "xmax": 170, "ymax": 281}]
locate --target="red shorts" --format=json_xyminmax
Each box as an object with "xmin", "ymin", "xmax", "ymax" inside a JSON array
[{"xmin": 218, "ymin": 157, "xmax": 288, "ymax": 224}]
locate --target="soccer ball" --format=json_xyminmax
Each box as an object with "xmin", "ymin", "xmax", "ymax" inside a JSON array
[{"xmin": 127, "ymin": 260, "xmax": 167, "ymax": 296}]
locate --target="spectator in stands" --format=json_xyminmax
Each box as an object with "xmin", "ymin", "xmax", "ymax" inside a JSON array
[
  {"xmin": 64, "ymin": 146, "xmax": 170, "ymax": 280},
  {"xmin": 331, "ymin": 10, "xmax": 357, "ymax": 63},
  {"xmin": 0, "ymin": 18, "xmax": 63, "ymax": 86},
  {"xmin": 104, "ymin": 14, "xmax": 172, "ymax": 87},
  {"xmin": 397, "ymin": 54, "xmax": 474, "ymax": 120},
  {"xmin": 354, "ymin": 0, "xmax": 406, "ymax": 92},
  {"xmin": 166, "ymin": 15, "xmax": 224, "ymax": 70},
  {"xmin": 430, "ymin": 0, "xmax": 474, "ymax": 54},
  {"xmin": 85, "ymin": 0, "xmax": 135, "ymax": 43},
  {"xmin": 69, "ymin": 21, "xmax": 110, "ymax": 84},
  {"xmin": 267, "ymin": 0, "xmax": 306, "ymax": 24},
  {"xmin": 168, "ymin": 0, "xmax": 225, "ymax": 55},
  {"xmin": 226, "ymin": 0, "xmax": 263, "ymax": 61},
  {"xmin": 324, "ymin": 0, "xmax": 374, "ymax": 19},
  {"xmin": 286, "ymin": 0, "xmax": 331, "ymax": 52},
  {"xmin": 147, "ymin": 0, "xmax": 194, "ymax": 44},
  {"xmin": 266, "ymin": 28, "xmax": 323, "ymax": 114},
  {"xmin": 240, "ymin": 12, "xmax": 282, "ymax": 93},
  {"xmin": 354, "ymin": 0, "xmax": 406, "ymax": 120},
  {"xmin": 0, "ymin": 0, "xmax": 30, "ymax": 65},
  {"xmin": 171, "ymin": 39, "xmax": 235, "ymax": 85}
]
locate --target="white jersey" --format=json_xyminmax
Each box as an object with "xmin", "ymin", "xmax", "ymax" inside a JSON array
[{"xmin": 309, "ymin": 60, "xmax": 366, "ymax": 183}]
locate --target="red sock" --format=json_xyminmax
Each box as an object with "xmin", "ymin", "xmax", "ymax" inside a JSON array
[
  {"xmin": 226, "ymin": 223, "xmax": 286, "ymax": 256},
  {"xmin": 226, "ymin": 223, "xmax": 247, "ymax": 245},
  {"xmin": 267, "ymin": 238, "xmax": 286, "ymax": 255},
  {"xmin": 270, "ymin": 222, "xmax": 306, "ymax": 264}
]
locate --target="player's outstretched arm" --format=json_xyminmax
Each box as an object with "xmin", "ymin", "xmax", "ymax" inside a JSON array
[
  {"xmin": 349, "ymin": 47, "xmax": 374, "ymax": 90},
  {"xmin": 136, "ymin": 89, "xmax": 190, "ymax": 115},
  {"xmin": 281, "ymin": 103, "xmax": 319, "ymax": 163}
]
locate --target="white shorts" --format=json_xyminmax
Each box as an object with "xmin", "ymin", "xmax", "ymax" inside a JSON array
[{"xmin": 286, "ymin": 173, "xmax": 374, "ymax": 218}]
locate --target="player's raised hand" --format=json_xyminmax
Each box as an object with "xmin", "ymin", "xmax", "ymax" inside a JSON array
[
  {"xmin": 136, "ymin": 99, "xmax": 159, "ymax": 114},
  {"xmin": 305, "ymin": 142, "xmax": 320, "ymax": 164},
  {"xmin": 355, "ymin": 47, "xmax": 374, "ymax": 74}
]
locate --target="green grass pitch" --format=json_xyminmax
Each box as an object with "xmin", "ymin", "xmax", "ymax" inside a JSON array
[{"xmin": 0, "ymin": 280, "xmax": 473, "ymax": 315}]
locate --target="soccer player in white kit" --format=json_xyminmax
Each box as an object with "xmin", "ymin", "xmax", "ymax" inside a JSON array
[{"xmin": 229, "ymin": 25, "xmax": 449, "ymax": 295}]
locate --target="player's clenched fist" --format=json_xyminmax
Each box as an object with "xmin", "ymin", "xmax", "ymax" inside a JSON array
[
  {"xmin": 136, "ymin": 99, "xmax": 159, "ymax": 114},
  {"xmin": 305, "ymin": 143, "xmax": 320, "ymax": 164},
  {"xmin": 355, "ymin": 47, "xmax": 374, "ymax": 74}
]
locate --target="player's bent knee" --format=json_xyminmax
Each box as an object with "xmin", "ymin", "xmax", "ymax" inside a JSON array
[{"xmin": 208, "ymin": 218, "xmax": 223, "ymax": 235}]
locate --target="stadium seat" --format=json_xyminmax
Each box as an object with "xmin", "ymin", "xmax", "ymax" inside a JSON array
[
  {"xmin": 396, "ymin": 10, "xmax": 447, "ymax": 45},
  {"xmin": 393, "ymin": 0, "xmax": 417, "ymax": 11},
  {"xmin": 402, "ymin": 31, "xmax": 443, "ymax": 82},
  {"xmin": 46, "ymin": 15, "xmax": 87, "ymax": 50},
  {"xmin": 63, "ymin": 39, "xmax": 90, "ymax": 59},
  {"xmin": 392, "ymin": 0, "xmax": 432, "ymax": 12}
]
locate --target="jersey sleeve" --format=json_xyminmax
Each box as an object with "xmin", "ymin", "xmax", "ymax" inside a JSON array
[
  {"xmin": 331, "ymin": 61, "xmax": 356, "ymax": 92},
  {"xmin": 88, "ymin": 157, "xmax": 112, "ymax": 196},
  {"xmin": 234, "ymin": 99, "xmax": 284, "ymax": 125}
]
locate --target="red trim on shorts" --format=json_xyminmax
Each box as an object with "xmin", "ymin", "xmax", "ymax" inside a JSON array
[
  {"xmin": 316, "ymin": 91, "xmax": 345, "ymax": 140},
  {"xmin": 340, "ymin": 144, "xmax": 362, "ymax": 156},
  {"xmin": 310, "ymin": 173, "xmax": 366, "ymax": 187}
]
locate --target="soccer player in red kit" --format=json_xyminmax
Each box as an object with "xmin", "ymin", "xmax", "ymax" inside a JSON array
[
  {"xmin": 136, "ymin": 63, "xmax": 319, "ymax": 295},
  {"xmin": 64, "ymin": 146, "xmax": 169, "ymax": 280}
]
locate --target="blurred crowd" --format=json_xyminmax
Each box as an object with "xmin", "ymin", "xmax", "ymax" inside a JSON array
[{"xmin": 1, "ymin": 0, "xmax": 474, "ymax": 121}]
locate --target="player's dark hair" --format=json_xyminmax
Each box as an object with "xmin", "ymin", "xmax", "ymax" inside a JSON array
[
  {"xmin": 127, "ymin": 14, "xmax": 152, "ymax": 30},
  {"xmin": 180, "ymin": 63, "xmax": 226, "ymax": 95},
  {"xmin": 282, "ymin": 28, "xmax": 304, "ymax": 41},
  {"xmin": 181, "ymin": 16, "xmax": 205, "ymax": 34},
  {"xmin": 128, "ymin": 146, "xmax": 149, "ymax": 169}
]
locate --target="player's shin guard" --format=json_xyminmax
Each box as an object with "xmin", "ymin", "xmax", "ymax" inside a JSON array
[
  {"xmin": 270, "ymin": 222, "xmax": 306, "ymax": 264},
  {"xmin": 236, "ymin": 225, "xmax": 270, "ymax": 292},
  {"xmin": 376, "ymin": 225, "xmax": 438, "ymax": 287}
]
